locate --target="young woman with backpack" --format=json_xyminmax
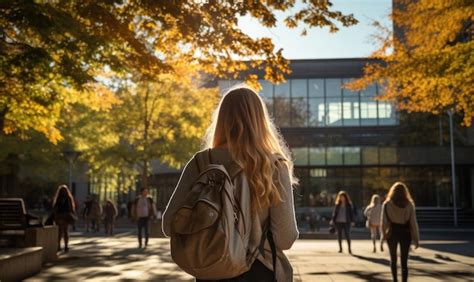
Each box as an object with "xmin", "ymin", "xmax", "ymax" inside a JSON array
[
  {"xmin": 162, "ymin": 86, "xmax": 299, "ymax": 281},
  {"xmin": 381, "ymin": 182, "xmax": 420, "ymax": 282}
]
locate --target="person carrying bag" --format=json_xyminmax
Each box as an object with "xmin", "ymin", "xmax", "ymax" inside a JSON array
[{"xmin": 162, "ymin": 87, "xmax": 299, "ymax": 281}]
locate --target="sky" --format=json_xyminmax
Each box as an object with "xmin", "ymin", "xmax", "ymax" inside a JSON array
[{"xmin": 238, "ymin": 0, "xmax": 392, "ymax": 59}]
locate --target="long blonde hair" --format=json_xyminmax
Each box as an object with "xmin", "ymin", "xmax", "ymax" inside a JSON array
[
  {"xmin": 52, "ymin": 185, "xmax": 76, "ymax": 212},
  {"xmin": 385, "ymin": 181, "xmax": 414, "ymax": 208},
  {"xmin": 367, "ymin": 194, "xmax": 381, "ymax": 208},
  {"xmin": 204, "ymin": 86, "xmax": 297, "ymax": 214}
]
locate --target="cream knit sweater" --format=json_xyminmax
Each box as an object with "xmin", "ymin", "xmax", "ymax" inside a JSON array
[{"xmin": 162, "ymin": 148, "xmax": 299, "ymax": 282}]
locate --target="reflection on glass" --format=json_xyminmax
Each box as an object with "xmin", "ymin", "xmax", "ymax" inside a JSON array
[
  {"xmin": 361, "ymin": 84, "xmax": 376, "ymax": 97},
  {"xmin": 259, "ymin": 80, "xmax": 273, "ymax": 98},
  {"xmin": 309, "ymin": 147, "xmax": 325, "ymax": 165},
  {"xmin": 291, "ymin": 79, "xmax": 307, "ymax": 98},
  {"xmin": 292, "ymin": 147, "xmax": 309, "ymax": 165},
  {"xmin": 343, "ymin": 97, "xmax": 360, "ymax": 126},
  {"xmin": 309, "ymin": 79, "xmax": 324, "ymax": 97},
  {"xmin": 344, "ymin": 147, "xmax": 361, "ymax": 165},
  {"xmin": 327, "ymin": 147, "xmax": 343, "ymax": 165},
  {"xmin": 326, "ymin": 97, "xmax": 342, "ymax": 126},
  {"xmin": 291, "ymin": 98, "xmax": 308, "ymax": 127},
  {"xmin": 360, "ymin": 97, "xmax": 378, "ymax": 125},
  {"xmin": 362, "ymin": 147, "xmax": 379, "ymax": 164},
  {"xmin": 309, "ymin": 98, "xmax": 325, "ymax": 127},
  {"xmin": 342, "ymin": 78, "xmax": 358, "ymax": 95},
  {"xmin": 378, "ymin": 101, "xmax": 397, "ymax": 125},
  {"xmin": 275, "ymin": 81, "xmax": 290, "ymax": 97},
  {"xmin": 262, "ymin": 97, "xmax": 273, "ymax": 117},
  {"xmin": 326, "ymin": 79, "xmax": 341, "ymax": 97},
  {"xmin": 310, "ymin": 168, "xmax": 327, "ymax": 177},
  {"xmin": 379, "ymin": 147, "xmax": 397, "ymax": 164},
  {"xmin": 274, "ymin": 97, "xmax": 291, "ymax": 126}
]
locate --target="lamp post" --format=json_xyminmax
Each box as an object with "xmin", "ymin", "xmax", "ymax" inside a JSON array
[
  {"xmin": 447, "ymin": 110, "xmax": 458, "ymax": 227},
  {"xmin": 63, "ymin": 150, "xmax": 81, "ymax": 193}
]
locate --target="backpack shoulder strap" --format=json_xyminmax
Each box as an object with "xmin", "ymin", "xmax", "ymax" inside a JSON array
[{"xmin": 195, "ymin": 149, "xmax": 212, "ymax": 173}]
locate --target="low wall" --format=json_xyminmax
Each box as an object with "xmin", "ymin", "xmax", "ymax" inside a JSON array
[
  {"xmin": 24, "ymin": 225, "xmax": 58, "ymax": 263},
  {"xmin": 0, "ymin": 247, "xmax": 42, "ymax": 281}
]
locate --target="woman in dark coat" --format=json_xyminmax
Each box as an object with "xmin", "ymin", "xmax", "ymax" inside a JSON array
[
  {"xmin": 52, "ymin": 185, "xmax": 76, "ymax": 252},
  {"xmin": 330, "ymin": 190, "xmax": 355, "ymax": 254}
]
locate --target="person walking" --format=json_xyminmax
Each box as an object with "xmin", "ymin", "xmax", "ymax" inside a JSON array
[
  {"xmin": 82, "ymin": 195, "xmax": 92, "ymax": 232},
  {"xmin": 133, "ymin": 188, "xmax": 156, "ymax": 248},
  {"xmin": 382, "ymin": 182, "xmax": 420, "ymax": 282},
  {"xmin": 162, "ymin": 87, "xmax": 299, "ymax": 281},
  {"xmin": 103, "ymin": 200, "xmax": 118, "ymax": 236},
  {"xmin": 330, "ymin": 191, "xmax": 354, "ymax": 254},
  {"xmin": 364, "ymin": 194, "xmax": 383, "ymax": 252},
  {"xmin": 52, "ymin": 185, "xmax": 76, "ymax": 252},
  {"xmin": 88, "ymin": 197, "xmax": 102, "ymax": 232}
]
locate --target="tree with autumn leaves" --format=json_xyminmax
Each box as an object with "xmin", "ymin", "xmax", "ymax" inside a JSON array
[
  {"xmin": 1, "ymin": 1, "xmax": 359, "ymax": 194},
  {"xmin": 348, "ymin": 0, "xmax": 474, "ymax": 126}
]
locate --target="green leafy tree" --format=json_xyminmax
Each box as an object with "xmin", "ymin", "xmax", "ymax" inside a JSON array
[
  {"xmin": 1, "ymin": 0, "xmax": 357, "ymax": 141},
  {"xmin": 347, "ymin": 0, "xmax": 474, "ymax": 125}
]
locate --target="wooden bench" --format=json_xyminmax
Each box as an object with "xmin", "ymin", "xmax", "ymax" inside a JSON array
[{"xmin": 0, "ymin": 198, "xmax": 58, "ymax": 264}]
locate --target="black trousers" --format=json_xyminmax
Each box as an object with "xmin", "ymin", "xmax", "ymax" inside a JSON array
[
  {"xmin": 387, "ymin": 224, "xmax": 411, "ymax": 282},
  {"xmin": 137, "ymin": 217, "xmax": 149, "ymax": 246},
  {"xmin": 335, "ymin": 222, "xmax": 351, "ymax": 250},
  {"xmin": 196, "ymin": 259, "xmax": 274, "ymax": 282}
]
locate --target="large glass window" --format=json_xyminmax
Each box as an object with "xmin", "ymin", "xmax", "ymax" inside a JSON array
[
  {"xmin": 291, "ymin": 79, "xmax": 308, "ymax": 127},
  {"xmin": 344, "ymin": 147, "xmax": 361, "ymax": 165},
  {"xmin": 326, "ymin": 97, "xmax": 342, "ymax": 126},
  {"xmin": 342, "ymin": 97, "xmax": 360, "ymax": 126},
  {"xmin": 259, "ymin": 80, "xmax": 273, "ymax": 98},
  {"xmin": 360, "ymin": 97, "xmax": 378, "ymax": 125},
  {"xmin": 292, "ymin": 147, "xmax": 309, "ymax": 166},
  {"xmin": 309, "ymin": 79, "xmax": 324, "ymax": 97},
  {"xmin": 326, "ymin": 79, "xmax": 341, "ymax": 97},
  {"xmin": 220, "ymin": 79, "xmax": 398, "ymax": 128},
  {"xmin": 309, "ymin": 98, "xmax": 325, "ymax": 127},
  {"xmin": 362, "ymin": 147, "xmax": 379, "ymax": 164},
  {"xmin": 275, "ymin": 81, "xmax": 290, "ymax": 98},
  {"xmin": 291, "ymin": 79, "xmax": 307, "ymax": 98},
  {"xmin": 309, "ymin": 147, "xmax": 325, "ymax": 165},
  {"xmin": 291, "ymin": 98, "xmax": 308, "ymax": 127},
  {"xmin": 379, "ymin": 147, "xmax": 397, "ymax": 164},
  {"xmin": 378, "ymin": 101, "xmax": 397, "ymax": 125},
  {"xmin": 327, "ymin": 147, "xmax": 343, "ymax": 165},
  {"xmin": 274, "ymin": 97, "xmax": 291, "ymax": 127}
]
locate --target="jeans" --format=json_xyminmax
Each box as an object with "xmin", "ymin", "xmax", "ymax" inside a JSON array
[
  {"xmin": 137, "ymin": 217, "xmax": 149, "ymax": 247},
  {"xmin": 387, "ymin": 223, "xmax": 411, "ymax": 282},
  {"xmin": 335, "ymin": 222, "xmax": 351, "ymax": 252}
]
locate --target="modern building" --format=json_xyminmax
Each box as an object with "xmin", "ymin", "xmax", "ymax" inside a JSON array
[{"xmin": 152, "ymin": 58, "xmax": 474, "ymax": 228}]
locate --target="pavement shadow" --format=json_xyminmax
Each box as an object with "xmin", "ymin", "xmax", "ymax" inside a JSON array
[
  {"xmin": 351, "ymin": 254, "xmax": 390, "ymax": 266},
  {"xmin": 308, "ymin": 270, "xmax": 389, "ymax": 281},
  {"xmin": 421, "ymin": 241, "xmax": 474, "ymax": 258},
  {"xmin": 409, "ymin": 255, "xmax": 443, "ymax": 264}
]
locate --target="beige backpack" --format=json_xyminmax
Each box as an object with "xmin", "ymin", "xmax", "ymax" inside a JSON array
[{"xmin": 170, "ymin": 149, "xmax": 253, "ymax": 279}]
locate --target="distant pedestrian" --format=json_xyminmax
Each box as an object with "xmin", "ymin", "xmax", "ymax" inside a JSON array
[
  {"xmin": 382, "ymin": 182, "xmax": 420, "ymax": 282},
  {"xmin": 103, "ymin": 200, "xmax": 118, "ymax": 236},
  {"xmin": 120, "ymin": 202, "xmax": 127, "ymax": 218},
  {"xmin": 330, "ymin": 190, "xmax": 354, "ymax": 254},
  {"xmin": 88, "ymin": 197, "xmax": 102, "ymax": 232},
  {"xmin": 364, "ymin": 194, "xmax": 383, "ymax": 252},
  {"xmin": 132, "ymin": 188, "xmax": 156, "ymax": 248},
  {"xmin": 52, "ymin": 185, "xmax": 77, "ymax": 252},
  {"xmin": 82, "ymin": 195, "xmax": 92, "ymax": 232}
]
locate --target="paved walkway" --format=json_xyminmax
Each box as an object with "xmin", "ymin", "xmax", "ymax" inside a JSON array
[{"xmin": 28, "ymin": 231, "xmax": 473, "ymax": 281}]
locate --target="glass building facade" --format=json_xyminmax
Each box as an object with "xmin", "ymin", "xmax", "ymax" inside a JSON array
[{"xmin": 217, "ymin": 59, "xmax": 474, "ymax": 220}]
